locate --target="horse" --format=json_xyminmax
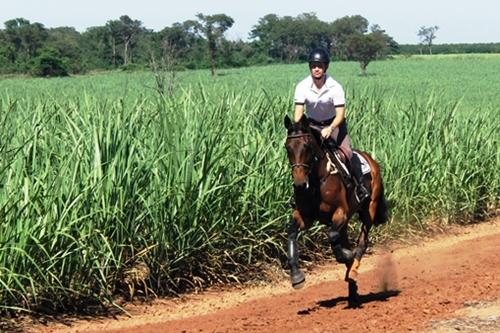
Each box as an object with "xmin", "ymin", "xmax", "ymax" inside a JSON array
[{"xmin": 283, "ymin": 115, "xmax": 388, "ymax": 305}]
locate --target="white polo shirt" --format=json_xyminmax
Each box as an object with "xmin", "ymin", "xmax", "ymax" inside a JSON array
[{"xmin": 293, "ymin": 75, "xmax": 346, "ymax": 122}]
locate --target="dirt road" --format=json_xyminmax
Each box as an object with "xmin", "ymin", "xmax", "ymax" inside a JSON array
[{"xmin": 28, "ymin": 218, "xmax": 500, "ymax": 333}]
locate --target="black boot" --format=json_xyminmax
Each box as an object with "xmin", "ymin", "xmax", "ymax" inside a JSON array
[
  {"xmin": 350, "ymin": 155, "xmax": 370, "ymax": 204},
  {"xmin": 356, "ymin": 179, "xmax": 370, "ymax": 204}
]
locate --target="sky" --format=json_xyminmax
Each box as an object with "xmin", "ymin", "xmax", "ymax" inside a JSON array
[{"xmin": 1, "ymin": 0, "xmax": 499, "ymax": 44}]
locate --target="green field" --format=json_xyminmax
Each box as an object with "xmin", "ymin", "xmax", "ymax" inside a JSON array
[{"xmin": 0, "ymin": 55, "xmax": 499, "ymax": 314}]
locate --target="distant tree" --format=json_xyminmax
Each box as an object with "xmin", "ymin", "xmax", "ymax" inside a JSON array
[
  {"xmin": 117, "ymin": 15, "xmax": 143, "ymax": 65},
  {"xmin": 417, "ymin": 25, "xmax": 439, "ymax": 54},
  {"xmin": 105, "ymin": 16, "xmax": 144, "ymax": 66},
  {"xmin": 3, "ymin": 18, "xmax": 48, "ymax": 66},
  {"xmin": 81, "ymin": 26, "xmax": 114, "ymax": 68},
  {"xmin": 0, "ymin": 43, "xmax": 17, "ymax": 73},
  {"xmin": 345, "ymin": 25, "xmax": 393, "ymax": 75},
  {"xmin": 46, "ymin": 27, "xmax": 84, "ymax": 73},
  {"xmin": 329, "ymin": 15, "xmax": 369, "ymax": 60},
  {"xmin": 31, "ymin": 48, "xmax": 69, "ymax": 77},
  {"xmin": 249, "ymin": 14, "xmax": 280, "ymax": 60},
  {"xmin": 195, "ymin": 13, "xmax": 234, "ymax": 76},
  {"xmin": 346, "ymin": 34, "xmax": 381, "ymax": 75},
  {"xmin": 105, "ymin": 20, "xmax": 122, "ymax": 66},
  {"xmin": 158, "ymin": 22, "xmax": 198, "ymax": 62},
  {"xmin": 250, "ymin": 13, "xmax": 330, "ymax": 63}
]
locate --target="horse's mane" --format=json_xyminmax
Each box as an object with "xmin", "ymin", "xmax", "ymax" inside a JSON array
[{"xmin": 289, "ymin": 117, "xmax": 323, "ymax": 151}]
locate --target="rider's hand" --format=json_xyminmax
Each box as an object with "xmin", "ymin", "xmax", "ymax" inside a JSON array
[{"xmin": 321, "ymin": 126, "xmax": 334, "ymax": 139}]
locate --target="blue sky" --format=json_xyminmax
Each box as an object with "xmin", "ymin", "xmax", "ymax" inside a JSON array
[{"xmin": 1, "ymin": 0, "xmax": 499, "ymax": 44}]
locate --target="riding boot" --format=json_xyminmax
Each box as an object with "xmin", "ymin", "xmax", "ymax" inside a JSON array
[{"xmin": 349, "ymin": 155, "xmax": 370, "ymax": 204}]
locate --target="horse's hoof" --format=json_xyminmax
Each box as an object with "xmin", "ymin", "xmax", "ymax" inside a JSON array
[
  {"xmin": 291, "ymin": 270, "xmax": 305, "ymax": 289},
  {"xmin": 292, "ymin": 280, "xmax": 305, "ymax": 289}
]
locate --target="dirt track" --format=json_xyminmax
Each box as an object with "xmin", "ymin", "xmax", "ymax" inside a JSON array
[{"xmin": 27, "ymin": 218, "xmax": 500, "ymax": 333}]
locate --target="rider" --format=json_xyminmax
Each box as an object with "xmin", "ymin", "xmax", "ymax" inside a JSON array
[{"xmin": 293, "ymin": 47, "xmax": 370, "ymax": 203}]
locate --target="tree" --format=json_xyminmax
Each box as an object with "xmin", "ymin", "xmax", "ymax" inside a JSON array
[
  {"xmin": 117, "ymin": 15, "xmax": 144, "ymax": 65},
  {"xmin": 105, "ymin": 16, "xmax": 144, "ymax": 66},
  {"xmin": 2, "ymin": 18, "xmax": 48, "ymax": 66},
  {"xmin": 31, "ymin": 48, "xmax": 69, "ymax": 77},
  {"xmin": 157, "ymin": 22, "xmax": 201, "ymax": 65},
  {"xmin": 46, "ymin": 27, "xmax": 84, "ymax": 73},
  {"xmin": 250, "ymin": 13, "xmax": 330, "ymax": 63},
  {"xmin": 345, "ymin": 25, "xmax": 393, "ymax": 75},
  {"xmin": 417, "ymin": 26, "xmax": 439, "ymax": 54},
  {"xmin": 329, "ymin": 15, "xmax": 369, "ymax": 60},
  {"xmin": 105, "ymin": 20, "xmax": 122, "ymax": 66},
  {"xmin": 195, "ymin": 13, "xmax": 234, "ymax": 76},
  {"xmin": 81, "ymin": 26, "xmax": 114, "ymax": 68}
]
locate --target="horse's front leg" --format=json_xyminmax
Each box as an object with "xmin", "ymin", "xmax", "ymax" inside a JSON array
[
  {"xmin": 327, "ymin": 207, "xmax": 354, "ymax": 264},
  {"xmin": 287, "ymin": 210, "xmax": 306, "ymax": 289}
]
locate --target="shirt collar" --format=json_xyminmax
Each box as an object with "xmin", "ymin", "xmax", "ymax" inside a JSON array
[{"xmin": 308, "ymin": 74, "xmax": 335, "ymax": 91}]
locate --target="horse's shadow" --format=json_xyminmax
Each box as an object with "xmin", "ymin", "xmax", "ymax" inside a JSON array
[
  {"xmin": 320, "ymin": 289, "xmax": 401, "ymax": 309},
  {"xmin": 298, "ymin": 289, "xmax": 400, "ymax": 315}
]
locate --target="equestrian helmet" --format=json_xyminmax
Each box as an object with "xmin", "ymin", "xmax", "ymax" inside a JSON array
[{"xmin": 308, "ymin": 48, "xmax": 330, "ymax": 65}]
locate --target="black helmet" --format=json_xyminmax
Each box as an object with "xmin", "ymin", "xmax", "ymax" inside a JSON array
[{"xmin": 308, "ymin": 48, "xmax": 330, "ymax": 65}]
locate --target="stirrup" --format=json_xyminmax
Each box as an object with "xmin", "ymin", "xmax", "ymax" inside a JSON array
[{"xmin": 355, "ymin": 184, "xmax": 370, "ymax": 203}]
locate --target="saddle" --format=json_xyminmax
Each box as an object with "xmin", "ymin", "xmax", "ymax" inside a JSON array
[
  {"xmin": 307, "ymin": 121, "xmax": 371, "ymax": 204},
  {"xmin": 324, "ymin": 141, "xmax": 353, "ymax": 186},
  {"xmin": 323, "ymin": 140, "xmax": 371, "ymax": 205}
]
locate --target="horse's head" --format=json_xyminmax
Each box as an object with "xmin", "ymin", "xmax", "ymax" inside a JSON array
[{"xmin": 284, "ymin": 115, "xmax": 319, "ymax": 190}]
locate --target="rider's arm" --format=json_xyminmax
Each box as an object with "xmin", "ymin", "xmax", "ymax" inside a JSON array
[
  {"xmin": 293, "ymin": 81, "xmax": 306, "ymax": 122},
  {"xmin": 294, "ymin": 103, "xmax": 305, "ymax": 122},
  {"xmin": 330, "ymin": 105, "xmax": 345, "ymax": 129}
]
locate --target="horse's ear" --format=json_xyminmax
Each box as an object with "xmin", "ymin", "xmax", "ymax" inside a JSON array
[
  {"xmin": 301, "ymin": 116, "xmax": 310, "ymax": 128},
  {"xmin": 284, "ymin": 115, "xmax": 293, "ymax": 130}
]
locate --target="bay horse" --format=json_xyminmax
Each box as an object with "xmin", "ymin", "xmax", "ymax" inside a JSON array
[{"xmin": 284, "ymin": 115, "xmax": 388, "ymax": 305}]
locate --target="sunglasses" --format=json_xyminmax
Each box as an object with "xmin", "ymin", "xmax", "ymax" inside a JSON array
[{"xmin": 309, "ymin": 62, "xmax": 325, "ymax": 69}]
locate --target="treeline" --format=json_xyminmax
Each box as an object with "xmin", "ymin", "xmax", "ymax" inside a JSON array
[
  {"xmin": 0, "ymin": 13, "xmax": 397, "ymax": 76},
  {"xmin": 398, "ymin": 43, "xmax": 500, "ymax": 55},
  {"xmin": 0, "ymin": 13, "xmax": 498, "ymax": 77}
]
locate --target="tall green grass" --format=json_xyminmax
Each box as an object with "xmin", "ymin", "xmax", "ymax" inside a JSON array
[{"xmin": 0, "ymin": 56, "xmax": 498, "ymax": 314}]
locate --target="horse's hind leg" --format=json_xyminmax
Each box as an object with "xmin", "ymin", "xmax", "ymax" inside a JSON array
[
  {"xmin": 346, "ymin": 203, "xmax": 374, "ymax": 282},
  {"xmin": 287, "ymin": 215, "xmax": 305, "ymax": 289},
  {"xmin": 344, "ymin": 210, "xmax": 372, "ymax": 308}
]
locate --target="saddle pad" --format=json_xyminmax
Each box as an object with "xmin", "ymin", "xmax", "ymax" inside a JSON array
[{"xmin": 353, "ymin": 151, "xmax": 371, "ymax": 175}]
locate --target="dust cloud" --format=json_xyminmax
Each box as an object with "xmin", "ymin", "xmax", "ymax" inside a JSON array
[{"xmin": 375, "ymin": 252, "xmax": 399, "ymax": 292}]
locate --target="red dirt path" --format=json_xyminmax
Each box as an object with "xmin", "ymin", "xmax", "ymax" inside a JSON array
[{"xmin": 28, "ymin": 218, "xmax": 500, "ymax": 333}]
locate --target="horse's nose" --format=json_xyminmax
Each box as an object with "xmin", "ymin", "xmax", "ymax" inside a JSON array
[{"xmin": 293, "ymin": 179, "xmax": 310, "ymax": 190}]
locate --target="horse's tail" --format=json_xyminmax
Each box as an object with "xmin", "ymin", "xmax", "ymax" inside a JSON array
[{"xmin": 374, "ymin": 182, "xmax": 389, "ymax": 226}]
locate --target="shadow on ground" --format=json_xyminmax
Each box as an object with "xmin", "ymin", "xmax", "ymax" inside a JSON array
[{"xmin": 298, "ymin": 289, "xmax": 401, "ymax": 315}]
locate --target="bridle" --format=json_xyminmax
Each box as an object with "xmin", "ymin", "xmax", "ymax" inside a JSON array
[{"xmin": 286, "ymin": 131, "xmax": 320, "ymax": 172}]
